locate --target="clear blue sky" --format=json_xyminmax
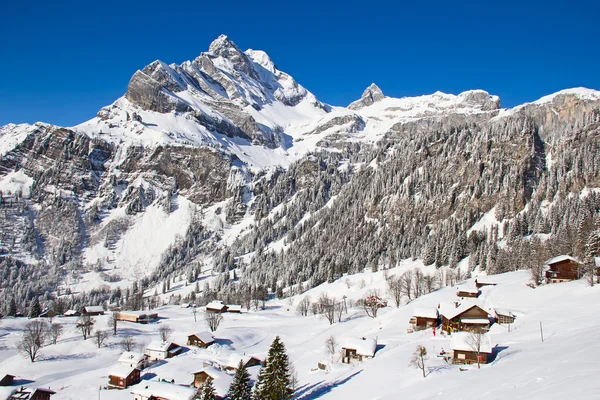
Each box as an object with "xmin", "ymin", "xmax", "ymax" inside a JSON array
[{"xmin": 1, "ymin": 0, "xmax": 599, "ymax": 127}]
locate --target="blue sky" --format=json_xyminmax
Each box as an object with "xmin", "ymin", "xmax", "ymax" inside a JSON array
[{"xmin": 1, "ymin": 0, "xmax": 599, "ymax": 126}]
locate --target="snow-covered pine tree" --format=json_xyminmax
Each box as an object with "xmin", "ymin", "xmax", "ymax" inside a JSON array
[
  {"xmin": 254, "ymin": 336, "xmax": 294, "ymax": 400},
  {"xmin": 200, "ymin": 376, "xmax": 216, "ymax": 400},
  {"xmin": 227, "ymin": 359, "xmax": 253, "ymax": 400},
  {"xmin": 28, "ymin": 298, "xmax": 41, "ymax": 318}
]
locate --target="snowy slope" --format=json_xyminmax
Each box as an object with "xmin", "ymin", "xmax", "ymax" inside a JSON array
[{"xmin": 2, "ymin": 266, "xmax": 599, "ymax": 400}]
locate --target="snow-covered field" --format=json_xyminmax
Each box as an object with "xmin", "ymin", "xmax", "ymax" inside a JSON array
[{"xmin": 1, "ymin": 266, "xmax": 599, "ymax": 400}]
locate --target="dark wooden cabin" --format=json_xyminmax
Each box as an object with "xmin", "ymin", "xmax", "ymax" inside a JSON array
[
  {"xmin": 456, "ymin": 288, "xmax": 480, "ymax": 298},
  {"xmin": 108, "ymin": 365, "xmax": 140, "ymax": 389},
  {"xmin": 0, "ymin": 374, "xmax": 15, "ymax": 386},
  {"xmin": 187, "ymin": 332, "xmax": 214, "ymax": 348},
  {"xmin": 450, "ymin": 332, "xmax": 493, "ymax": 365},
  {"xmin": 441, "ymin": 303, "xmax": 492, "ymax": 333},
  {"xmin": 545, "ymin": 255, "xmax": 581, "ymax": 283}
]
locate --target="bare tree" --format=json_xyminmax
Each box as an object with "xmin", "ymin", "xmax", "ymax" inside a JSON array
[
  {"xmin": 325, "ymin": 336, "xmax": 338, "ymax": 363},
  {"xmin": 360, "ymin": 289, "xmax": 386, "ymax": 318},
  {"xmin": 48, "ymin": 323, "xmax": 63, "ymax": 345},
  {"xmin": 465, "ymin": 331, "xmax": 485, "ymax": 369},
  {"xmin": 387, "ymin": 275, "xmax": 402, "ymax": 308},
  {"xmin": 400, "ymin": 271, "xmax": 413, "ymax": 300},
  {"xmin": 94, "ymin": 330, "xmax": 109, "ymax": 348},
  {"xmin": 109, "ymin": 312, "xmax": 120, "ymax": 335},
  {"xmin": 423, "ymin": 274, "xmax": 439, "ymax": 294},
  {"xmin": 205, "ymin": 312, "xmax": 223, "ymax": 332},
  {"xmin": 310, "ymin": 302, "xmax": 320, "ymax": 316},
  {"xmin": 159, "ymin": 324, "xmax": 173, "ymax": 341},
  {"xmin": 318, "ymin": 293, "xmax": 336, "ymax": 325},
  {"xmin": 409, "ymin": 345, "xmax": 428, "ymax": 378},
  {"xmin": 412, "ymin": 269, "xmax": 425, "ymax": 298},
  {"xmin": 76, "ymin": 315, "xmax": 95, "ymax": 340},
  {"xmin": 18, "ymin": 320, "xmax": 47, "ymax": 362},
  {"xmin": 334, "ymin": 302, "xmax": 344, "ymax": 323},
  {"xmin": 296, "ymin": 296, "xmax": 311, "ymax": 316},
  {"xmin": 286, "ymin": 297, "xmax": 295, "ymax": 308},
  {"xmin": 121, "ymin": 336, "xmax": 137, "ymax": 352}
]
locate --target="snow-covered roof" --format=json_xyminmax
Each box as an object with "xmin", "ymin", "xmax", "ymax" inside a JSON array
[
  {"xmin": 545, "ymin": 255, "xmax": 580, "ymax": 265},
  {"xmin": 461, "ymin": 318, "xmax": 491, "ymax": 325},
  {"xmin": 146, "ymin": 340, "xmax": 175, "ymax": 352},
  {"xmin": 342, "ymin": 337, "xmax": 377, "ymax": 357},
  {"xmin": 457, "ymin": 287, "xmax": 479, "ymax": 294},
  {"xmin": 493, "ymin": 308, "xmax": 514, "ymax": 317},
  {"xmin": 192, "ymin": 366, "xmax": 233, "ymax": 396},
  {"xmin": 129, "ymin": 381, "xmax": 197, "ymax": 400},
  {"xmin": 118, "ymin": 310, "xmax": 158, "ymax": 317},
  {"xmin": 206, "ymin": 301, "xmax": 227, "ymax": 310},
  {"xmin": 226, "ymin": 304, "xmax": 242, "ymax": 312},
  {"xmin": 118, "ymin": 351, "xmax": 146, "ymax": 364},
  {"xmin": 450, "ymin": 332, "xmax": 493, "ymax": 353},
  {"xmin": 439, "ymin": 302, "xmax": 491, "ymax": 320},
  {"xmin": 225, "ymin": 353, "xmax": 261, "ymax": 369},
  {"xmin": 108, "ymin": 364, "xmax": 137, "ymax": 378},
  {"xmin": 189, "ymin": 331, "xmax": 214, "ymax": 344},
  {"xmin": 64, "ymin": 309, "xmax": 79, "ymax": 316},
  {"xmin": 83, "ymin": 306, "xmax": 104, "ymax": 313},
  {"xmin": 412, "ymin": 308, "xmax": 438, "ymax": 319}
]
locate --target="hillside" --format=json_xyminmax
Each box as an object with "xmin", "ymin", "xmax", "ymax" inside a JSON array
[{"xmin": 1, "ymin": 268, "xmax": 598, "ymax": 399}]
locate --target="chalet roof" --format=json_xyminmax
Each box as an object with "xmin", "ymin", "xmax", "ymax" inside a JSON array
[
  {"xmin": 456, "ymin": 287, "xmax": 479, "ymax": 294},
  {"xmin": 412, "ymin": 308, "xmax": 438, "ymax": 319},
  {"xmin": 191, "ymin": 367, "xmax": 233, "ymax": 397},
  {"xmin": 224, "ymin": 353, "xmax": 261, "ymax": 369},
  {"xmin": 146, "ymin": 340, "xmax": 177, "ymax": 352},
  {"xmin": 450, "ymin": 332, "xmax": 493, "ymax": 353},
  {"xmin": 342, "ymin": 337, "xmax": 377, "ymax": 357},
  {"xmin": 83, "ymin": 306, "xmax": 104, "ymax": 313},
  {"xmin": 545, "ymin": 255, "xmax": 580, "ymax": 265},
  {"xmin": 118, "ymin": 351, "xmax": 146, "ymax": 364},
  {"xmin": 118, "ymin": 310, "xmax": 158, "ymax": 317},
  {"xmin": 129, "ymin": 381, "xmax": 197, "ymax": 400},
  {"xmin": 109, "ymin": 364, "xmax": 137, "ymax": 378},
  {"xmin": 493, "ymin": 308, "xmax": 514, "ymax": 317},
  {"xmin": 64, "ymin": 309, "xmax": 79, "ymax": 316},
  {"xmin": 8, "ymin": 387, "xmax": 57, "ymax": 399},
  {"xmin": 226, "ymin": 304, "xmax": 242, "ymax": 312},
  {"xmin": 189, "ymin": 331, "xmax": 214, "ymax": 344},
  {"xmin": 206, "ymin": 301, "xmax": 227, "ymax": 310},
  {"xmin": 439, "ymin": 302, "xmax": 491, "ymax": 320}
]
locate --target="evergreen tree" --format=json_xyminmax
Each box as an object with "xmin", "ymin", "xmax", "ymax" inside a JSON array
[
  {"xmin": 254, "ymin": 336, "xmax": 294, "ymax": 400},
  {"xmin": 200, "ymin": 376, "xmax": 216, "ymax": 400},
  {"xmin": 28, "ymin": 298, "xmax": 41, "ymax": 318},
  {"xmin": 227, "ymin": 359, "xmax": 253, "ymax": 400},
  {"xmin": 8, "ymin": 298, "xmax": 17, "ymax": 317}
]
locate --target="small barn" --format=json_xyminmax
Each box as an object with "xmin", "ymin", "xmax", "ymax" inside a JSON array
[
  {"xmin": 223, "ymin": 353, "xmax": 262, "ymax": 371},
  {"xmin": 205, "ymin": 301, "xmax": 228, "ymax": 313},
  {"xmin": 82, "ymin": 306, "xmax": 105, "ymax": 316},
  {"xmin": 409, "ymin": 308, "xmax": 439, "ymax": 330},
  {"xmin": 39, "ymin": 309, "xmax": 57, "ymax": 319},
  {"xmin": 494, "ymin": 309, "xmax": 516, "ymax": 325},
  {"xmin": 456, "ymin": 287, "xmax": 480, "ymax": 298},
  {"xmin": 450, "ymin": 332, "xmax": 493, "ymax": 365},
  {"xmin": 108, "ymin": 365, "xmax": 141, "ymax": 389},
  {"xmin": 191, "ymin": 366, "xmax": 233, "ymax": 399},
  {"xmin": 545, "ymin": 255, "xmax": 581, "ymax": 283},
  {"xmin": 145, "ymin": 341, "xmax": 183, "ymax": 361},
  {"xmin": 226, "ymin": 304, "xmax": 242, "ymax": 313},
  {"xmin": 130, "ymin": 381, "xmax": 197, "ymax": 400},
  {"xmin": 341, "ymin": 337, "xmax": 377, "ymax": 363},
  {"xmin": 8, "ymin": 387, "xmax": 56, "ymax": 400},
  {"xmin": 118, "ymin": 352, "xmax": 149, "ymax": 369},
  {"xmin": 116, "ymin": 310, "xmax": 158, "ymax": 324},
  {"xmin": 63, "ymin": 309, "xmax": 80, "ymax": 317},
  {"xmin": 475, "ymin": 279, "xmax": 496, "ymax": 289},
  {"xmin": 0, "ymin": 374, "xmax": 15, "ymax": 386},
  {"xmin": 187, "ymin": 332, "xmax": 214, "ymax": 348},
  {"xmin": 440, "ymin": 303, "xmax": 492, "ymax": 333}
]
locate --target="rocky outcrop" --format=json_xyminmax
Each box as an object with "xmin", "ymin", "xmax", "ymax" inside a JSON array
[{"xmin": 348, "ymin": 83, "xmax": 385, "ymax": 110}]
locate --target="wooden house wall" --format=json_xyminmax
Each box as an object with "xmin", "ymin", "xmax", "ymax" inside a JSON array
[{"xmin": 453, "ymin": 350, "xmax": 490, "ymax": 365}]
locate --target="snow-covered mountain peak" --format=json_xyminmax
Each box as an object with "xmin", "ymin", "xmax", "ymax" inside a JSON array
[{"xmin": 348, "ymin": 83, "xmax": 385, "ymax": 110}]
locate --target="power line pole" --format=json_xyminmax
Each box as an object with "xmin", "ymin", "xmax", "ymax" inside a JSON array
[{"xmin": 539, "ymin": 321, "xmax": 544, "ymax": 342}]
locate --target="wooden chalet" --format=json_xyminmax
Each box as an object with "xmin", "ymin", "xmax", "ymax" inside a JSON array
[
  {"xmin": 456, "ymin": 287, "xmax": 480, "ymax": 298},
  {"xmin": 341, "ymin": 337, "xmax": 377, "ymax": 363},
  {"xmin": 82, "ymin": 306, "xmax": 105, "ymax": 316},
  {"xmin": 108, "ymin": 365, "xmax": 140, "ymax": 389},
  {"xmin": 545, "ymin": 255, "xmax": 581, "ymax": 283},
  {"xmin": 409, "ymin": 308, "xmax": 439, "ymax": 330},
  {"xmin": 63, "ymin": 309, "xmax": 80, "ymax": 317},
  {"xmin": 191, "ymin": 366, "xmax": 233, "ymax": 399},
  {"xmin": 8, "ymin": 387, "xmax": 55, "ymax": 400},
  {"xmin": 494, "ymin": 308, "xmax": 516, "ymax": 325},
  {"xmin": 223, "ymin": 353, "xmax": 262, "ymax": 371},
  {"xmin": 205, "ymin": 301, "xmax": 228, "ymax": 313},
  {"xmin": 474, "ymin": 279, "xmax": 496, "ymax": 289},
  {"xmin": 130, "ymin": 381, "xmax": 197, "ymax": 400},
  {"xmin": 116, "ymin": 310, "xmax": 158, "ymax": 324},
  {"xmin": 187, "ymin": 332, "xmax": 214, "ymax": 348},
  {"xmin": 117, "ymin": 352, "xmax": 149, "ymax": 369},
  {"xmin": 39, "ymin": 309, "xmax": 57, "ymax": 319},
  {"xmin": 226, "ymin": 304, "xmax": 242, "ymax": 313},
  {"xmin": 440, "ymin": 302, "xmax": 492, "ymax": 333},
  {"xmin": 145, "ymin": 341, "xmax": 183, "ymax": 361},
  {"xmin": 0, "ymin": 374, "xmax": 15, "ymax": 386},
  {"xmin": 450, "ymin": 332, "xmax": 494, "ymax": 365}
]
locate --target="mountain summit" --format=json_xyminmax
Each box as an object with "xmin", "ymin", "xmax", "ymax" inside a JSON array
[{"xmin": 348, "ymin": 83, "xmax": 385, "ymax": 109}]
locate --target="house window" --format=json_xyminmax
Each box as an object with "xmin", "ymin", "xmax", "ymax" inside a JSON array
[{"xmin": 457, "ymin": 353, "xmax": 466, "ymax": 360}]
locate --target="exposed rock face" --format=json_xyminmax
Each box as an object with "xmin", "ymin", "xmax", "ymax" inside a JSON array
[
  {"xmin": 348, "ymin": 83, "xmax": 385, "ymax": 109},
  {"xmin": 308, "ymin": 114, "xmax": 366, "ymax": 136},
  {"xmin": 458, "ymin": 90, "xmax": 501, "ymax": 111},
  {"xmin": 125, "ymin": 70, "xmax": 192, "ymax": 114}
]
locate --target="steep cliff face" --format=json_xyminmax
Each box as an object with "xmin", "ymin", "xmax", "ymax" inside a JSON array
[{"xmin": 1, "ymin": 35, "xmax": 600, "ymax": 308}]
